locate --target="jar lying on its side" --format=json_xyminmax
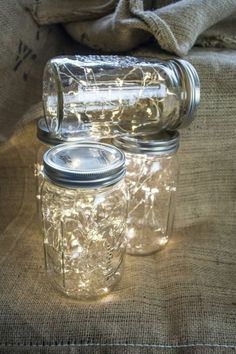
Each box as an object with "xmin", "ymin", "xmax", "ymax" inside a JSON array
[
  {"xmin": 41, "ymin": 142, "xmax": 128, "ymax": 299},
  {"xmin": 43, "ymin": 55, "xmax": 200, "ymax": 139},
  {"xmin": 113, "ymin": 131, "xmax": 179, "ymax": 256}
]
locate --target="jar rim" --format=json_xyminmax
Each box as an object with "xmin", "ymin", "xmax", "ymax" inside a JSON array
[
  {"xmin": 170, "ymin": 59, "xmax": 200, "ymax": 129},
  {"xmin": 113, "ymin": 131, "xmax": 179, "ymax": 155},
  {"xmin": 37, "ymin": 118, "xmax": 93, "ymax": 145},
  {"xmin": 37, "ymin": 118, "xmax": 63, "ymax": 145},
  {"xmin": 43, "ymin": 142, "xmax": 126, "ymax": 188}
]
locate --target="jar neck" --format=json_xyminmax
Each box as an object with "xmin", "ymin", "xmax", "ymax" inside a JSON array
[{"xmin": 43, "ymin": 175, "xmax": 125, "ymax": 194}]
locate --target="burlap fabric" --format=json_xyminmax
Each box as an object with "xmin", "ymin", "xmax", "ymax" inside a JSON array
[
  {"xmin": 1, "ymin": 1, "xmax": 236, "ymax": 353},
  {"xmin": 0, "ymin": 0, "xmax": 90, "ymax": 141},
  {"xmin": 0, "ymin": 48, "xmax": 236, "ymax": 353},
  {"xmin": 24, "ymin": 0, "xmax": 236, "ymax": 55}
]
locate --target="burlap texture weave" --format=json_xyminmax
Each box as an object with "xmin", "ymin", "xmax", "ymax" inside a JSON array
[
  {"xmin": 0, "ymin": 0, "xmax": 89, "ymax": 142},
  {"xmin": 0, "ymin": 48, "xmax": 235, "ymax": 353},
  {"xmin": 24, "ymin": 0, "xmax": 236, "ymax": 56},
  {"xmin": 0, "ymin": 0, "xmax": 236, "ymax": 353}
]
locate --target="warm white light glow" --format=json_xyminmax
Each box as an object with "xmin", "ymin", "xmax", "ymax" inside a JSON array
[
  {"xmin": 125, "ymin": 152, "xmax": 177, "ymax": 255},
  {"xmin": 41, "ymin": 179, "xmax": 127, "ymax": 299},
  {"xmin": 127, "ymin": 227, "xmax": 135, "ymax": 239},
  {"xmin": 44, "ymin": 57, "xmax": 181, "ymax": 139}
]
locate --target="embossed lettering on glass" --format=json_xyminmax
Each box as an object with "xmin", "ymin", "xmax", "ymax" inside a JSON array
[
  {"xmin": 43, "ymin": 55, "xmax": 200, "ymax": 139},
  {"xmin": 41, "ymin": 142, "xmax": 128, "ymax": 299},
  {"xmin": 114, "ymin": 131, "xmax": 179, "ymax": 256}
]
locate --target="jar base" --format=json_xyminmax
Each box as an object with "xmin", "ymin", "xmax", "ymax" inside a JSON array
[
  {"xmin": 126, "ymin": 245, "xmax": 166, "ymax": 256},
  {"xmin": 45, "ymin": 262, "xmax": 124, "ymax": 300},
  {"xmin": 125, "ymin": 225, "xmax": 169, "ymax": 256}
]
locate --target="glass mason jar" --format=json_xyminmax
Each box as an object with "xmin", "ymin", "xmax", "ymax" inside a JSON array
[
  {"xmin": 43, "ymin": 55, "xmax": 200, "ymax": 139},
  {"xmin": 113, "ymin": 131, "xmax": 179, "ymax": 256},
  {"xmin": 41, "ymin": 142, "xmax": 128, "ymax": 299},
  {"xmin": 35, "ymin": 118, "xmax": 94, "ymax": 210}
]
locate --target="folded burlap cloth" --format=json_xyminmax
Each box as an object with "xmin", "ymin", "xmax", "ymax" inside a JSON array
[{"xmin": 0, "ymin": 1, "xmax": 236, "ymax": 353}]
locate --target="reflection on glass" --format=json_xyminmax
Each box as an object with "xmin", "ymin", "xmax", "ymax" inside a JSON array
[{"xmin": 43, "ymin": 55, "xmax": 200, "ymax": 139}]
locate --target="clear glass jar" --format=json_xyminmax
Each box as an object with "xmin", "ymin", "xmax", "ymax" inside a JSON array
[
  {"xmin": 41, "ymin": 142, "xmax": 128, "ymax": 299},
  {"xmin": 43, "ymin": 55, "xmax": 200, "ymax": 139},
  {"xmin": 35, "ymin": 118, "xmax": 95, "ymax": 211},
  {"xmin": 114, "ymin": 131, "xmax": 179, "ymax": 256}
]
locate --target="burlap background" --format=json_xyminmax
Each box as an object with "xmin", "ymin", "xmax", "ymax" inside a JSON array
[
  {"xmin": 0, "ymin": 0, "xmax": 91, "ymax": 141},
  {"xmin": 0, "ymin": 0, "xmax": 236, "ymax": 353}
]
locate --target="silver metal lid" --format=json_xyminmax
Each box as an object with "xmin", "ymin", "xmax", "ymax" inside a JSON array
[
  {"xmin": 37, "ymin": 118, "xmax": 63, "ymax": 145},
  {"xmin": 171, "ymin": 59, "xmax": 200, "ymax": 129},
  {"xmin": 43, "ymin": 142, "xmax": 126, "ymax": 188},
  {"xmin": 113, "ymin": 131, "xmax": 179, "ymax": 155},
  {"xmin": 37, "ymin": 118, "xmax": 94, "ymax": 145}
]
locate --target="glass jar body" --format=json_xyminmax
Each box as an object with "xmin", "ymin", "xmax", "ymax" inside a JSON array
[
  {"xmin": 125, "ymin": 152, "xmax": 179, "ymax": 255},
  {"xmin": 41, "ymin": 179, "xmax": 128, "ymax": 299},
  {"xmin": 43, "ymin": 55, "xmax": 198, "ymax": 139},
  {"xmin": 35, "ymin": 116, "xmax": 96, "ymax": 220}
]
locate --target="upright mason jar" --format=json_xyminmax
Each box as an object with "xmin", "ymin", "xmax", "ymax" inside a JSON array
[
  {"xmin": 43, "ymin": 55, "xmax": 200, "ymax": 139},
  {"xmin": 41, "ymin": 142, "xmax": 128, "ymax": 299},
  {"xmin": 35, "ymin": 118, "xmax": 93, "ymax": 208},
  {"xmin": 113, "ymin": 131, "xmax": 179, "ymax": 256}
]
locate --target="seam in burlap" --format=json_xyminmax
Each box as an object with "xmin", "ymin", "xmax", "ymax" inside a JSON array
[
  {"xmin": 0, "ymin": 343, "xmax": 235, "ymax": 349},
  {"xmin": 130, "ymin": 9, "xmax": 182, "ymax": 56}
]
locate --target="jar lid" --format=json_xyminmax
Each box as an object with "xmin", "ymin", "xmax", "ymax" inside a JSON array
[
  {"xmin": 43, "ymin": 142, "xmax": 126, "ymax": 188},
  {"xmin": 113, "ymin": 131, "xmax": 179, "ymax": 155},
  {"xmin": 37, "ymin": 118, "xmax": 63, "ymax": 145},
  {"xmin": 37, "ymin": 118, "xmax": 94, "ymax": 145},
  {"xmin": 171, "ymin": 59, "xmax": 200, "ymax": 129}
]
